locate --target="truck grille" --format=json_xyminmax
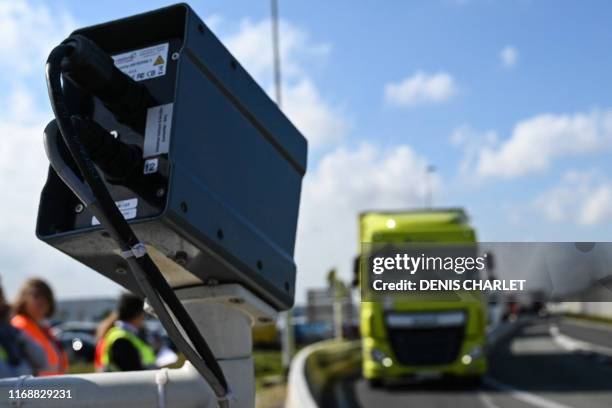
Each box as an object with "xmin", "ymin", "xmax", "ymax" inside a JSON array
[{"xmin": 387, "ymin": 326, "xmax": 465, "ymax": 366}]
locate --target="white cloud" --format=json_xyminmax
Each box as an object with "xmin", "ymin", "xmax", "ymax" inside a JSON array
[
  {"xmin": 223, "ymin": 18, "xmax": 330, "ymax": 84},
  {"xmin": 0, "ymin": 87, "xmax": 124, "ymax": 300},
  {"xmin": 0, "ymin": 1, "xmax": 123, "ymax": 300},
  {"xmin": 450, "ymin": 125, "xmax": 498, "ymax": 178},
  {"xmin": 456, "ymin": 109, "xmax": 612, "ymax": 179},
  {"xmin": 0, "ymin": 0, "xmax": 76, "ymax": 76},
  {"xmin": 499, "ymin": 45, "xmax": 518, "ymax": 68},
  {"xmin": 384, "ymin": 71, "xmax": 457, "ymax": 107},
  {"xmin": 283, "ymin": 79, "xmax": 350, "ymax": 147},
  {"xmin": 294, "ymin": 143, "xmax": 439, "ymax": 299},
  {"xmin": 534, "ymin": 170, "xmax": 612, "ymax": 226},
  {"xmin": 204, "ymin": 14, "xmax": 223, "ymax": 33},
  {"xmin": 221, "ymin": 17, "xmax": 347, "ymax": 149},
  {"xmin": 581, "ymin": 186, "xmax": 612, "ymax": 225}
]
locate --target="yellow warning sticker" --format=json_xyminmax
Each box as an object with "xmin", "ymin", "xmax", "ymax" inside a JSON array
[{"xmin": 112, "ymin": 42, "xmax": 169, "ymax": 82}]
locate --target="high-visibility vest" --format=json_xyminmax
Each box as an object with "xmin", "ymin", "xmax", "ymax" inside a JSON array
[
  {"xmin": 11, "ymin": 314, "xmax": 68, "ymax": 376},
  {"xmin": 101, "ymin": 326, "xmax": 156, "ymax": 371},
  {"xmin": 94, "ymin": 338, "xmax": 105, "ymax": 371}
]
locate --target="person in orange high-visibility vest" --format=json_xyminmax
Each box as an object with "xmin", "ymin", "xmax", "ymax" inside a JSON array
[
  {"xmin": 11, "ymin": 278, "xmax": 67, "ymax": 376},
  {"xmin": 0, "ymin": 278, "xmax": 46, "ymax": 378}
]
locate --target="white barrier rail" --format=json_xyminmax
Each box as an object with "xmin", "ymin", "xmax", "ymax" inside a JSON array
[
  {"xmin": 285, "ymin": 340, "xmax": 361, "ymax": 408},
  {"xmin": 0, "ymin": 363, "xmax": 217, "ymax": 408}
]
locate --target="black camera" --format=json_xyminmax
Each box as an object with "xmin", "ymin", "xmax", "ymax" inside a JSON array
[{"xmin": 36, "ymin": 3, "xmax": 307, "ymax": 311}]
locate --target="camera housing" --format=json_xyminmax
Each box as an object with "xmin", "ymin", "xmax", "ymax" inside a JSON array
[{"xmin": 36, "ymin": 3, "xmax": 307, "ymax": 310}]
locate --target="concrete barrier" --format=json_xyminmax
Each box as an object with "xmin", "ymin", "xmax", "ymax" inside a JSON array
[{"xmin": 285, "ymin": 340, "xmax": 361, "ymax": 408}]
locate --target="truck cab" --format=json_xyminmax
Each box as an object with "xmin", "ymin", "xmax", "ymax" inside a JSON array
[{"xmin": 359, "ymin": 208, "xmax": 487, "ymax": 386}]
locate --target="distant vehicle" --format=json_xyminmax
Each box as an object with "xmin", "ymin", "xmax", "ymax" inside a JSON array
[
  {"xmin": 358, "ymin": 208, "xmax": 487, "ymax": 387},
  {"xmin": 51, "ymin": 321, "xmax": 97, "ymax": 337},
  {"xmin": 51, "ymin": 322, "xmax": 96, "ymax": 364},
  {"xmin": 58, "ymin": 331, "xmax": 96, "ymax": 364},
  {"xmin": 252, "ymin": 323, "xmax": 279, "ymax": 349},
  {"xmin": 52, "ymin": 320, "xmax": 176, "ymax": 363},
  {"xmin": 294, "ymin": 321, "xmax": 333, "ymax": 345}
]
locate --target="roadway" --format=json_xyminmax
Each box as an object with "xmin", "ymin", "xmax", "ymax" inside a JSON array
[{"xmin": 323, "ymin": 317, "xmax": 612, "ymax": 408}]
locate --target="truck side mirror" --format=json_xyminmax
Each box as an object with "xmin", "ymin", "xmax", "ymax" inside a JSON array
[{"xmin": 352, "ymin": 255, "xmax": 360, "ymax": 288}]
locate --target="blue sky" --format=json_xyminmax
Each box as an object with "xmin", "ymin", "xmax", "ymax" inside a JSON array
[{"xmin": 1, "ymin": 0, "xmax": 612, "ymax": 302}]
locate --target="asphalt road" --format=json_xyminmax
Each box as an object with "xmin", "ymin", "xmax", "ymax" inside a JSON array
[{"xmin": 324, "ymin": 318, "xmax": 612, "ymax": 408}]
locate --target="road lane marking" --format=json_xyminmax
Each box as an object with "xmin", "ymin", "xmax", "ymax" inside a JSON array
[
  {"xmin": 511, "ymin": 337, "xmax": 560, "ymax": 354},
  {"xmin": 484, "ymin": 377, "xmax": 575, "ymax": 408},
  {"xmin": 477, "ymin": 392, "xmax": 502, "ymax": 408},
  {"xmin": 550, "ymin": 325, "xmax": 612, "ymax": 357}
]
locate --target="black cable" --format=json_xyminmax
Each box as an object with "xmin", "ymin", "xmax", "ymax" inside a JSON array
[
  {"xmin": 60, "ymin": 35, "xmax": 154, "ymax": 132},
  {"xmin": 45, "ymin": 44, "xmax": 230, "ymax": 405},
  {"xmin": 71, "ymin": 116, "xmax": 143, "ymax": 182},
  {"xmin": 43, "ymin": 120, "xmax": 95, "ymax": 207}
]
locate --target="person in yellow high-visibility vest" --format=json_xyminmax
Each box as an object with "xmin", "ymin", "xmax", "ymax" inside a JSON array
[{"xmin": 100, "ymin": 294, "xmax": 156, "ymax": 371}]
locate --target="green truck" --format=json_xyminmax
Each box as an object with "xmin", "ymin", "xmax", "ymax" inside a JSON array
[{"xmin": 359, "ymin": 208, "xmax": 487, "ymax": 386}]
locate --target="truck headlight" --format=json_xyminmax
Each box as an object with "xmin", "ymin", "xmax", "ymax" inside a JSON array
[
  {"xmin": 371, "ymin": 349, "xmax": 393, "ymax": 367},
  {"xmin": 461, "ymin": 345, "xmax": 483, "ymax": 365}
]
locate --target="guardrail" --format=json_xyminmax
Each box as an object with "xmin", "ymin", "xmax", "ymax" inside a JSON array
[
  {"xmin": 285, "ymin": 340, "xmax": 361, "ymax": 408},
  {"xmin": 286, "ymin": 316, "xmax": 535, "ymax": 408}
]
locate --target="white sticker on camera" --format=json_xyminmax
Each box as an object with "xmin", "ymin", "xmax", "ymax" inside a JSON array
[
  {"xmin": 143, "ymin": 158, "xmax": 159, "ymax": 175},
  {"xmin": 91, "ymin": 198, "xmax": 138, "ymax": 226},
  {"xmin": 144, "ymin": 103, "xmax": 173, "ymax": 158},
  {"xmin": 112, "ymin": 43, "xmax": 169, "ymax": 82}
]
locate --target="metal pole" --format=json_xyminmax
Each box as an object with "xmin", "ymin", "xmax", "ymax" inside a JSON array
[
  {"xmin": 425, "ymin": 165, "xmax": 436, "ymax": 208},
  {"xmin": 271, "ymin": 0, "xmax": 282, "ymax": 108},
  {"xmin": 333, "ymin": 296, "xmax": 343, "ymax": 341},
  {"xmin": 270, "ymin": 0, "xmax": 294, "ymax": 374}
]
